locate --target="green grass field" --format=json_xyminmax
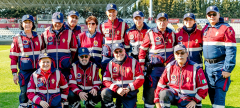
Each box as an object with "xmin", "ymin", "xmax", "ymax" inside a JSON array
[{"xmin": 0, "ymin": 45, "xmax": 239, "ymax": 108}]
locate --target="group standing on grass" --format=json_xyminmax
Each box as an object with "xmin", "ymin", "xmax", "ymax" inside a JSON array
[{"xmin": 9, "ymin": 3, "xmax": 236, "ymax": 108}]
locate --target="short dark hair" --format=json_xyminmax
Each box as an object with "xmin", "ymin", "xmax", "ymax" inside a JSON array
[
  {"xmin": 85, "ymin": 16, "xmax": 98, "ymax": 25},
  {"xmin": 19, "ymin": 21, "xmax": 36, "ymax": 30}
]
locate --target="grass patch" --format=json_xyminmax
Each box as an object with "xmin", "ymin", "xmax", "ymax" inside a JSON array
[{"xmin": 0, "ymin": 44, "xmax": 239, "ymax": 108}]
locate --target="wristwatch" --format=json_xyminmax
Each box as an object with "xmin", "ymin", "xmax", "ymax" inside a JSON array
[{"xmin": 12, "ymin": 73, "xmax": 17, "ymax": 76}]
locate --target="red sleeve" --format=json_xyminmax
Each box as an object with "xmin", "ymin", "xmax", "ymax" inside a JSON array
[
  {"xmin": 68, "ymin": 68, "xmax": 82, "ymax": 95},
  {"xmin": 92, "ymin": 68, "xmax": 101, "ymax": 90},
  {"xmin": 139, "ymin": 33, "xmax": 151, "ymax": 65},
  {"xmin": 154, "ymin": 69, "xmax": 169, "ymax": 103},
  {"xmin": 9, "ymin": 37, "xmax": 20, "ymax": 73},
  {"xmin": 193, "ymin": 68, "xmax": 208, "ymax": 103},
  {"xmin": 102, "ymin": 64, "xmax": 119, "ymax": 92},
  {"xmin": 27, "ymin": 75, "xmax": 42, "ymax": 105},
  {"xmin": 100, "ymin": 23, "xmax": 104, "ymax": 36},
  {"xmin": 59, "ymin": 73, "xmax": 69, "ymax": 101},
  {"xmin": 128, "ymin": 61, "xmax": 144, "ymax": 91},
  {"xmin": 124, "ymin": 31, "xmax": 130, "ymax": 51},
  {"xmin": 70, "ymin": 32, "xmax": 78, "ymax": 59}
]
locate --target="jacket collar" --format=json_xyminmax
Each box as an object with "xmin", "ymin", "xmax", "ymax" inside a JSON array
[
  {"xmin": 112, "ymin": 54, "xmax": 127, "ymax": 65},
  {"xmin": 20, "ymin": 31, "xmax": 38, "ymax": 37},
  {"xmin": 206, "ymin": 17, "xmax": 225, "ymax": 29},
  {"xmin": 85, "ymin": 30, "xmax": 97, "ymax": 38},
  {"xmin": 129, "ymin": 22, "xmax": 150, "ymax": 30},
  {"xmin": 36, "ymin": 67, "xmax": 57, "ymax": 75},
  {"xmin": 65, "ymin": 22, "xmax": 81, "ymax": 31},
  {"xmin": 49, "ymin": 24, "xmax": 66, "ymax": 34},
  {"xmin": 152, "ymin": 27, "xmax": 173, "ymax": 34}
]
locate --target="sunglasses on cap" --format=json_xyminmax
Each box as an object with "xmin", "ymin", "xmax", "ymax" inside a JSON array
[
  {"xmin": 175, "ymin": 51, "xmax": 186, "ymax": 55},
  {"xmin": 114, "ymin": 49, "xmax": 123, "ymax": 54},
  {"xmin": 88, "ymin": 23, "xmax": 96, "ymax": 25},
  {"xmin": 207, "ymin": 13, "xmax": 217, "ymax": 17},
  {"xmin": 80, "ymin": 55, "xmax": 89, "ymax": 59}
]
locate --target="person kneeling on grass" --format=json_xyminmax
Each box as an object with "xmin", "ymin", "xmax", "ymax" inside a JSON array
[
  {"xmin": 68, "ymin": 47, "xmax": 102, "ymax": 108},
  {"xmin": 154, "ymin": 44, "xmax": 208, "ymax": 108},
  {"xmin": 27, "ymin": 53, "xmax": 69, "ymax": 108}
]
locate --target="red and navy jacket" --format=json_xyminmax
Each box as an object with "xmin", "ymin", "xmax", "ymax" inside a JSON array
[
  {"xmin": 202, "ymin": 17, "xmax": 236, "ymax": 73},
  {"xmin": 64, "ymin": 22, "xmax": 82, "ymax": 37},
  {"xmin": 100, "ymin": 18, "xmax": 129, "ymax": 57},
  {"xmin": 175, "ymin": 24, "xmax": 203, "ymax": 67},
  {"xmin": 10, "ymin": 31, "xmax": 44, "ymax": 73},
  {"xmin": 124, "ymin": 22, "xmax": 150, "ymax": 59},
  {"xmin": 154, "ymin": 60, "xmax": 208, "ymax": 104},
  {"xmin": 41, "ymin": 25, "xmax": 78, "ymax": 69},
  {"xmin": 102, "ymin": 55, "xmax": 144, "ymax": 92},
  {"xmin": 27, "ymin": 68, "xmax": 69, "ymax": 105},
  {"xmin": 77, "ymin": 31, "xmax": 104, "ymax": 67},
  {"xmin": 138, "ymin": 27, "xmax": 175, "ymax": 66},
  {"xmin": 68, "ymin": 62, "xmax": 101, "ymax": 95}
]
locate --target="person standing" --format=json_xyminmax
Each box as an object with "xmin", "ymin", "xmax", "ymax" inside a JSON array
[{"xmin": 202, "ymin": 6, "xmax": 236, "ymax": 108}]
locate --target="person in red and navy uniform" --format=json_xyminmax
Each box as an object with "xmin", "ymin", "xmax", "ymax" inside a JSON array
[
  {"xmin": 10, "ymin": 14, "xmax": 44, "ymax": 108},
  {"xmin": 138, "ymin": 13, "xmax": 175, "ymax": 108},
  {"xmin": 41, "ymin": 12, "xmax": 78, "ymax": 80},
  {"xmin": 124, "ymin": 11, "xmax": 150, "ymax": 60},
  {"xmin": 101, "ymin": 43, "xmax": 144, "ymax": 108},
  {"xmin": 77, "ymin": 16, "xmax": 104, "ymax": 68},
  {"xmin": 68, "ymin": 47, "xmax": 102, "ymax": 108},
  {"xmin": 99, "ymin": 3, "xmax": 129, "ymax": 75},
  {"xmin": 27, "ymin": 53, "xmax": 69, "ymax": 108},
  {"xmin": 154, "ymin": 44, "xmax": 208, "ymax": 108},
  {"xmin": 202, "ymin": 6, "xmax": 236, "ymax": 108},
  {"xmin": 175, "ymin": 13, "xmax": 203, "ymax": 67}
]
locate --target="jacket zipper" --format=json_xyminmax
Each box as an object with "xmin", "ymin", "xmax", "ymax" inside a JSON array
[
  {"xmin": 46, "ymin": 77, "xmax": 49, "ymax": 103},
  {"xmin": 179, "ymin": 67, "xmax": 182, "ymax": 94},
  {"xmin": 111, "ymin": 21, "xmax": 114, "ymax": 57},
  {"xmin": 29, "ymin": 38, "xmax": 36, "ymax": 68},
  {"xmin": 207, "ymin": 27, "xmax": 212, "ymax": 59},
  {"xmin": 56, "ymin": 35, "xmax": 59, "ymax": 69}
]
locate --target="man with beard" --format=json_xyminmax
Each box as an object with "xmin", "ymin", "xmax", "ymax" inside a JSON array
[
  {"xmin": 68, "ymin": 47, "xmax": 101, "ymax": 108},
  {"xmin": 154, "ymin": 44, "xmax": 208, "ymax": 108},
  {"xmin": 202, "ymin": 6, "xmax": 236, "ymax": 108},
  {"xmin": 101, "ymin": 43, "xmax": 144, "ymax": 108}
]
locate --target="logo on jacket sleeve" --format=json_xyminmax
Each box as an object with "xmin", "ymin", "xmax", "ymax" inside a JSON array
[
  {"xmin": 28, "ymin": 82, "xmax": 31, "ymax": 87},
  {"xmin": 94, "ymin": 40, "xmax": 98, "ymax": 46},
  {"xmin": 178, "ymin": 36, "xmax": 183, "ymax": 41},
  {"xmin": 171, "ymin": 75, "xmax": 176, "ymax": 81},
  {"xmin": 23, "ymin": 40, "xmax": 29, "ymax": 44},
  {"xmin": 69, "ymin": 75, "xmax": 72, "ymax": 79},
  {"xmin": 113, "ymin": 67, "xmax": 117, "ymax": 72},
  {"xmin": 155, "ymin": 37, "xmax": 161, "ymax": 41},
  {"xmin": 38, "ymin": 78, "xmax": 42, "ymax": 83},
  {"xmin": 77, "ymin": 73, "xmax": 81, "ymax": 78},
  {"xmin": 48, "ymin": 36, "xmax": 53, "ymax": 41}
]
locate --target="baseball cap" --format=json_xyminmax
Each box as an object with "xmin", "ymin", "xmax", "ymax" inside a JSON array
[
  {"xmin": 156, "ymin": 12, "xmax": 168, "ymax": 20},
  {"xmin": 38, "ymin": 53, "xmax": 52, "ymax": 60},
  {"xmin": 68, "ymin": 10, "xmax": 79, "ymax": 18},
  {"xmin": 206, "ymin": 6, "xmax": 219, "ymax": 14},
  {"xmin": 112, "ymin": 43, "xmax": 124, "ymax": 52},
  {"xmin": 133, "ymin": 11, "xmax": 144, "ymax": 18},
  {"xmin": 174, "ymin": 44, "xmax": 187, "ymax": 53},
  {"xmin": 52, "ymin": 12, "xmax": 64, "ymax": 23},
  {"xmin": 22, "ymin": 15, "xmax": 34, "ymax": 22},
  {"xmin": 78, "ymin": 47, "xmax": 90, "ymax": 56},
  {"xmin": 106, "ymin": 3, "xmax": 117, "ymax": 11},
  {"xmin": 183, "ymin": 13, "xmax": 195, "ymax": 20}
]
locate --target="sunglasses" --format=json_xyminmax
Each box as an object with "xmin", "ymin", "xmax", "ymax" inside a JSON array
[
  {"xmin": 207, "ymin": 13, "xmax": 217, "ymax": 17},
  {"xmin": 88, "ymin": 23, "xmax": 96, "ymax": 25},
  {"xmin": 80, "ymin": 55, "xmax": 89, "ymax": 59},
  {"xmin": 175, "ymin": 51, "xmax": 186, "ymax": 55},
  {"xmin": 114, "ymin": 49, "xmax": 123, "ymax": 54}
]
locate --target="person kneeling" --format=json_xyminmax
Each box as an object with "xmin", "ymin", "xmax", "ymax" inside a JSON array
[
  {"xmin": 27, "ymin": 53, "xmax": 69, "ymax": 108},
  {"xmin": 68, "ymin": 47, "xmax": 102, "ymax": 108},
  {"xmin": 154, "ymin": 44, "xmax": 208, "ymax": 108}
]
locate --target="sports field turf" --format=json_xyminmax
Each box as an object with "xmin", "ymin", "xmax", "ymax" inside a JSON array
[{"xmin": 0, "ymin": 44, "xmax": 239, "ymax": 108}]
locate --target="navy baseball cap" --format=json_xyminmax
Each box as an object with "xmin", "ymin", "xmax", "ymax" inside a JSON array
[
  {"xmin": 174, "ymin": 44, "xmax": 187, "ymax": 52},
  {"xmin": 22, "ymin": 15, "xmax": 34, "ymax": 22},
  {"xmin": 78, "ymin": 47, "xmax": 90, "ymax": 56},
  {"xmin": 206, "ymin": 6, "xmax": 219, "ymax": 14},
  {"xmin": 157, "ymin": 12, "xmax": 168, "ymax": 20},
  {"xmin": 183, "ymin": 13, "xmax": 195, "ymax": 20},
  {"xmin": 52, "ymin": 12, "xmax": 64, "ymax": 23},
  {"xmin": 106, "ymin": 3, "xmax": 117, "ymax": 11},
  {"xmin": 112, "ymin": 43, "xmax": 124, "ymax": 52},
  {"xmin": 133, "ymin": 11, "xmax": 144, "ymax": 18},
  {"xmin": 38, "ymin": 53, "xmax": 52, "ymax": 60},
  {"xmin": 68, "ymin": 10, "xmax": 79, "ymax": 18}
]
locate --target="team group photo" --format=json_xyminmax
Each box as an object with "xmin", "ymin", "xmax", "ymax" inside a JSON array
[{"xmin": 0, "ymin": 0, "xmax": 239, "ymax": 108}]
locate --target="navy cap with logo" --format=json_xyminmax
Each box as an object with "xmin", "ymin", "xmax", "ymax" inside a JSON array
[
  {"xmin": 38, "ymin": 53, "xmax": 52, "ymax": 60},
  {"xmin": 206, "ymin": 6, "xmax": 219, "ymax": 14},
  {"xmin": 112, "ymin": 43, "xmax": 124, "ymax": 52},
  {"xmin": 133, "ymin": 11, "xmax": 144, "ymax": 18},
  {"xmin": 52, "ymin": 12, "xmax": 64, "ymax": 23},
  {"xmin": 106, "ymin": 3, "xmax": 117, "ymax": 11},
  {"xmin": 22, "ymin": 15, "xmax": 34, "ymax": 23},
  {"xmin": 78, "ymin": 47, "xmax": 90, "ymax": 56},
  {"xmin": 68, "ymin": 10, "xmax": 79, "ymax": 18},
  {"xmin": 174, "ymin": 44, "xmax": 187, "ymax": 53},
  {"xmin": 183, "ymin": 13, "xmax": 195, "ymax": 20},
  {"xmin": 156, "ymin": 12, "xmax": 168, "ymax": 20}
]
